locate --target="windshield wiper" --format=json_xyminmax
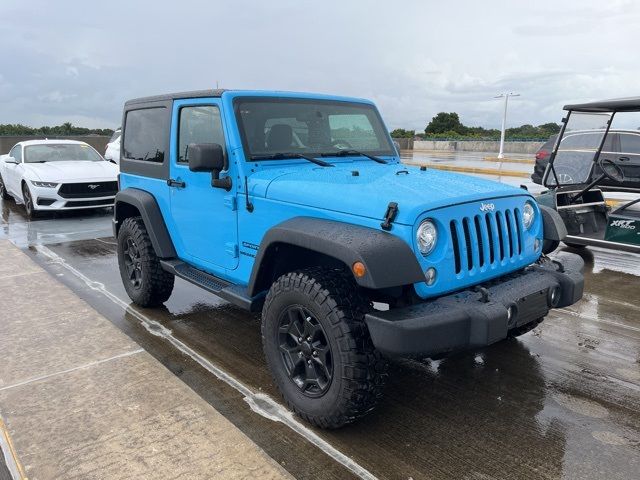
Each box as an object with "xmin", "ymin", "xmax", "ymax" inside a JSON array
[
  {"xmin": 249, "ymin": 152, "xmax": 333, "ymax": 167},
  {"xmin": 321, "ymin": 149, "xmax": 388, "ymax": 164}
]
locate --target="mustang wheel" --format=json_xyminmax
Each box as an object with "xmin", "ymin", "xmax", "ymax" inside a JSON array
[
  {"xmin": 21, "ymin": 183, "xmax": 38, "ymax": 219},
  {"xmin": 117, "ymin": 216, "xmax": 174, "ymax": 307},
  {"xmin": 261, "ymin": 267, "xmax": 388, "ymax": 428},
  {"xmin": 0, "ymin": 174, "xmax": 10, "ymax": 200}
]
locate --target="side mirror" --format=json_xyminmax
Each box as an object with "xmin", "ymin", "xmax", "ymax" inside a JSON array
[
  {"xmin": 188, "ymin": 143, "xmax": 225, "ymax": 172},
  {"xmin": 187, "ymin": 143, "xmax": 232, "ymax": 190},
  {"xmin": 4, "ymin": 157, "xmax": 17, "ymax": 165}
]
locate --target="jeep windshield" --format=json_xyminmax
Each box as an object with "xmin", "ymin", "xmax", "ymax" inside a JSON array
[
  {"xmin": 545, "ymin": 112, "xmax": 612, "ymax": 186},
  {"xmin": 234, "ymin": 98, "xmax": 396, "ymax": 160},
  {"xmin": 24, "ymin": 144, "xmax": 104, "ymax": 163}
]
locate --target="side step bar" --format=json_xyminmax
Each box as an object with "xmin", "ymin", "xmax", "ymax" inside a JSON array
[{"xmin": 160, "ymin": 259, "xmax": 264, "ymax": 312}]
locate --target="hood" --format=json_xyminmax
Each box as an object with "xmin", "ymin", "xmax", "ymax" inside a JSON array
[
  {"xmin": 249, "ymin": 162, "xmax": 528, "ymax": 225},
  {"xmin": 23, "ymin": 161, "xmax": 118, "ymax": 183}
]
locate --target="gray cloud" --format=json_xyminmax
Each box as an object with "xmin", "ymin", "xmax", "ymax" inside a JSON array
[{"xmin": 1, "ymin": 0, "xmax": 639, "ymax": 131}]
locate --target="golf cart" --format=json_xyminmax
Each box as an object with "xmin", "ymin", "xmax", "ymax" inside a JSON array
[{"xmin": 537, "ymin": 97, "xmax": 640, "ymax": 253}]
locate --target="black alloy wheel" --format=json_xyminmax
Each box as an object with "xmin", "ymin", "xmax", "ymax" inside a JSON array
[
  {"xmin": 123, "ymin": 237, "xmax": 143, "ymax": 289},
  {"xmin": 278, "ymin": 305, "xmax": 333, "ymax": 397},
  {"xmin": 22, "ymin": 183, "xmax": 37, "ymax": 219}
]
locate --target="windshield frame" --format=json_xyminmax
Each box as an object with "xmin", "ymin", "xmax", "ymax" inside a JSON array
[
  {"xmin": 543, "ymin": 110, "xmax": 615, "ymax": 188},
  {"xmin": 23, "ymin": 143, "xmax": 105, "ymax": 164},
  {"xmin": 232, "ymin": 97, "xmax": 396, "ymax": 161}
]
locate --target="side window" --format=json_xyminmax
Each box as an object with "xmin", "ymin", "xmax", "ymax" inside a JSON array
[
  {"xmin": 123, "ymin": 107, "xmax": 167, "ymax": 162},
  {"xmin": 178, "ymin": 105, "xmax": 225, "ymax": 163},
  {"xmin": 9, "ymin": 145, "xmax": 22, "ymax": 162},
  {"xmin": 619, "ymin": 133, "xmax": 640, "ymax": 153}
]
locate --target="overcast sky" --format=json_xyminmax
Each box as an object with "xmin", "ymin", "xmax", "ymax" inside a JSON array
[{"xmin": 1, "ymin": 0, "xmax": 639, "ymax": 131}]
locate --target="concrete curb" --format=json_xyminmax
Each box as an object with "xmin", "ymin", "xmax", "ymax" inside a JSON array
[{"xmin": 0, "ymin": 240, "xmax": 292, "ymax": 480}]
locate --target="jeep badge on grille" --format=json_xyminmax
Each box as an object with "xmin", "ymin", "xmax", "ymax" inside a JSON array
[{"xmin": 480, "ymin": 202, "xmax": 495, "ymax": 212}]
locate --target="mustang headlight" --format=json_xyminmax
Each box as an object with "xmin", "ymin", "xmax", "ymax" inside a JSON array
[
  {"xmin": 417, "ymin": 220, "xmax": 438, "ymax": 255},
  {"xmin": 522, "ymin": 201, "xmax": 535, "ymax": 230},
  {"xmin": 31, "ymin": 181, "xmax": 58, "ymax": 188}
]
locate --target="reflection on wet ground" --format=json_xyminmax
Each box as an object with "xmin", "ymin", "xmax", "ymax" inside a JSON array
[
  {"xmin": 28, "ymin": 236, "xmax": 640, "ymax": 480},
  {"xmin": 2, "ymin": 161, "xmax": 640, "ymax": 479}
]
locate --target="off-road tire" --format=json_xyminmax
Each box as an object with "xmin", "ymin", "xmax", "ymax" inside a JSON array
[
  {"xmin": 0, "ymin": 174, "xmax": 10, "ymax": 200},
  {"xmin": 117, "ymin": 216, "xmax": 174, "ymax": 307},
  {"xmin": 261, "ymin": 267, "xmax": 388, "ymax": 428},
  {"xmin": 508, "ymin": 317, "xmax": 543, "ymax": 338}
]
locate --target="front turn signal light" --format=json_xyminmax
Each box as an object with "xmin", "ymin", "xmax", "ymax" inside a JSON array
[{"xmin": 352, "ymin": 261, "xmax": 366, "ymax": 278}]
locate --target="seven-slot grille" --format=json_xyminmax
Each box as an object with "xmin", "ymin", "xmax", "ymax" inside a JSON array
[
  {"xmin": 449, "ymin": 208, "xmax": 523, "ymax": 274},
  {"xmin": 58, "ymin": 181, "xmax": 118, "ymax": 198}
]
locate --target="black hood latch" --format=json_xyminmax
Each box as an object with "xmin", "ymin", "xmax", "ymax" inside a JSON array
[{"xmin": 381, "ymin": 202, "xmax": 399, "ymax": 231}]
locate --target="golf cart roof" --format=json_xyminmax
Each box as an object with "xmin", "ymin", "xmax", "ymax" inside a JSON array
[{"xmin": 564, "ymin": 97, "xmax": 640, "ymax": 113}]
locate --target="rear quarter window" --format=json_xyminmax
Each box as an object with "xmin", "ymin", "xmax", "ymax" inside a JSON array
[{"xmin": 123, "ymin": 108, "xmax": 167, "ymax": 162}]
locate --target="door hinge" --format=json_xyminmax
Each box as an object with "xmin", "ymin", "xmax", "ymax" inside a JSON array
[
  {"xmin": 225, "ymin": 242, "xmax": 238, "ymax": 258},
  {"xmin": 224, "ymin": 195, "xmax": 237, "ymax": 211}
]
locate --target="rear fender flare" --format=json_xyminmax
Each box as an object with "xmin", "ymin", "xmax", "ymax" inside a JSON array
[{"xmin": 113, "ymin": 188, "xmax": 176, "ymax": 258}]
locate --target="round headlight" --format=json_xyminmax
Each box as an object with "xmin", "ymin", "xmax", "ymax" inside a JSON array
[
  {"xmin": 522, "ymin": 202, "xmax": 535, "ymax": 230},
  {"xmin": 417, "ymin": 220, "xmax": 438, "ymax": 255}
]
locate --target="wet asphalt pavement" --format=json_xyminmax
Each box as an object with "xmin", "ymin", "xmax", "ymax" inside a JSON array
[{"xmin": 1, "ymin": 153, "xmax": 640, "ymax": 479}]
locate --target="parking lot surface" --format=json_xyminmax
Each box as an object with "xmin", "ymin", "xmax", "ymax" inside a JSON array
[{"xmin": 1, "ymin": 151, "xmax": 639, "ymax": 479}]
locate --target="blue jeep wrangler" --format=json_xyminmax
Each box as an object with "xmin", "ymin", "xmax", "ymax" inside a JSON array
[{"xmin": 114, "ymin": 89, "xmax": 584, "ymax": 428}]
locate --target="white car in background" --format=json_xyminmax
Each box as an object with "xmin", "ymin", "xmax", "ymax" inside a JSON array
[
  {"xmin": 0, "ymin": 139, "xmax": 119, "ymax": 219},
  {"xmin": 104, "ymin": 128, "xmax": 121, "ymax": 164}
]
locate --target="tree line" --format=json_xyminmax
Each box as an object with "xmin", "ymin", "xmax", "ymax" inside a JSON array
[
  {"xmin": 391, "ymin": 112, "xmax": 560, "ymax": 141},
  {"xmin": 0, "ymin": 122, "xmax": 114, "ymax": 136}
]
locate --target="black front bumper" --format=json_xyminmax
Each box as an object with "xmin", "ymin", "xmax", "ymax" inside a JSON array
[{"xmin": 365, "ymin": 252, "xmax": 584, "ymax": 357}]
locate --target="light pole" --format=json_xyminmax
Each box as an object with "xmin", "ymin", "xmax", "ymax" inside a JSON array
[{"xmin": 495, "ymin": 93, "xmax": 520, "ymax": 159}]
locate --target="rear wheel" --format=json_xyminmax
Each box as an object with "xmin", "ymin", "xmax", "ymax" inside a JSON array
[
  {"xmin": 0, "ymin": 174, "xmax": 10, "ymax": 200},
  {"xmin": 261, "ymin": 267, "xmax": 388, "ymax": 428},
  {"xmin": 21, "ymin": 182, "xmax": 38, "ymax": 219},
  {"xmin": 117, "ymin": 216, "xmax": 174, "ymax": 307}
]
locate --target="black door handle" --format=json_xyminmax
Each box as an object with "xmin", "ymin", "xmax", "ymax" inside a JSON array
[{"xmin": 167, "ymin": 178, "xmax": 186, "ymax": 188}]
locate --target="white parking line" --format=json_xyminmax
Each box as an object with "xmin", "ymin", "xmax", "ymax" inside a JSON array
[{"xmin": 34, "ymin": 244, "xmax": 379, "ymax": 480}]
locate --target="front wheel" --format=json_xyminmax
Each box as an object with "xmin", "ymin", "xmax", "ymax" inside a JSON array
[
  {"xmin": 117, "ymin": 216, "xmax": 175, "ymax": 307},
  {"xmin": 261, "ymin": 268, "xmax": 388, "ymax": 428},
  {"xmin": 22, "ymin": 182, "xmax": 38, "ymax": 219},
  {"xmin": 0, "ymin": 174, "xmax": 10, "ymax": 200}
]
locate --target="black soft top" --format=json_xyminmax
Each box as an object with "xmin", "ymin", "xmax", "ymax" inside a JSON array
[
  {"xmin": 124, "ymin": 89, "xmax": 227, "ymax": 106},
  {"xmin": 564, "ymin": 97, "xmax": 640, "ymax": 113}
]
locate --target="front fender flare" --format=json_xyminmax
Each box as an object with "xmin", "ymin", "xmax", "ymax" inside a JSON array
[
  {"xmin": 539, "ymin": 204, "xmax": 567, "ymax": 241},
  {"xmin": 247, "ymin": 217, "xmax": 425, "ymax": 296}
]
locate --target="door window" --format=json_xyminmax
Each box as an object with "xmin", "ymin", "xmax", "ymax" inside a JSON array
[
  {"xmin": 619, "ymin": 133, "xmax": 640, "ymax": 154},
  {"xmin": 178, "ymin": 105, "xmax": 225, "ymax": 163},
  {"xmin": 9, "ymin": 145, "xmax": 22, "ymax": 162}
]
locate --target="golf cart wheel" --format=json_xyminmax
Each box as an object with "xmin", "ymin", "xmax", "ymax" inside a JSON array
[
  {"xmin": 261, "ymin": 267, "xmax": 388, "ymax": 428},
  {"xmin": 563, "ymin": 242, "xmax": 587, "ymax": 249},
  {"xmin": 21, "ymin": 182, "xmax": 38, "ymax": 219},
  {"xmin": 117, "ymin": 216, "xmax": 174, "ymax": 307},
  {"xmin": 508, "ymin": 317, "xmax": 543, "ymax": 338},
  {"xmin": 0, "ymin": 174, "xmax": 10, "ymax": 200}
]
